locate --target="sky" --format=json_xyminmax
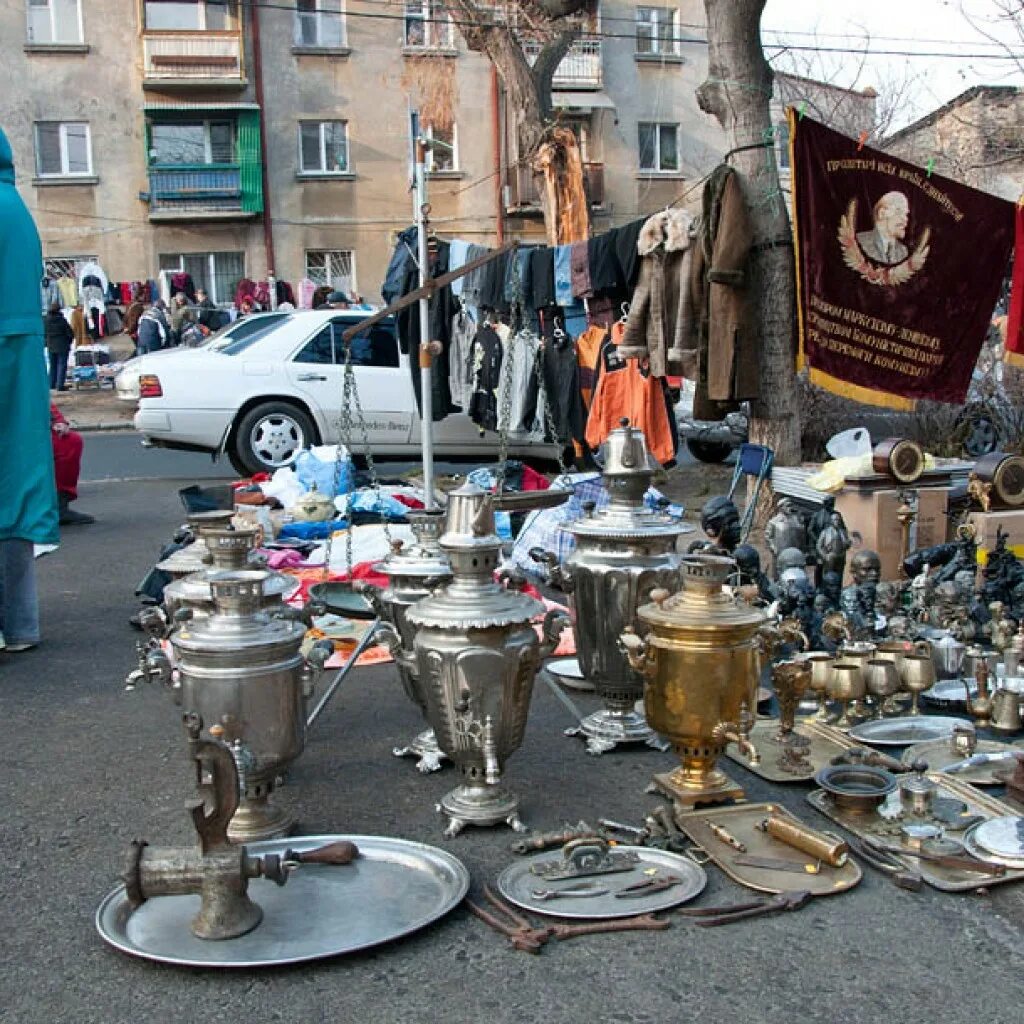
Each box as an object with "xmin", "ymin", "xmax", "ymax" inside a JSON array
[{"xmin": 761, "ymin": 0, "xmax": 1024, "ymax": 130}]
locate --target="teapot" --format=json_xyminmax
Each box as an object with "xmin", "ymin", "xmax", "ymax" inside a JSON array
[
  {"xmin": 290, "ymin": 483, "xmax": 336, "ymax": 523},
  {"xmin": 963, "ymin": 660, "xmax": 994, "ymax": 729},
  {"xmin": 931, "ymin": 632, "xmax": 966, "ymax": 680}
]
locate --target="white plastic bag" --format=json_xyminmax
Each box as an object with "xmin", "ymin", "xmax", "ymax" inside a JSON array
[{"xmin": 825, "ymin": 428, "xmax": 872, "ymax": 459}]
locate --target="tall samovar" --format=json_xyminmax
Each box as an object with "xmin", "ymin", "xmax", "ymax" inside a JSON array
[
  {"xmin": 155, "ymin": 510, "xmax": 237, "ymax": 579},
  {"xmin": 621, "ymin": 554, "xmax": 765, "ymax": 813},
  {"xmin": 389, "ymin": 483, "xmax": 566, "ymax": 837},
  {"xmin": 152, "ymin": 571, "xmax": 330, "ymax": 842},
  {"xmin": 532, "ymin": 418, "xmax": 691, "ymax": 754},
  {"xmin": 368, "ymin": 510, "xmax": 453, "ymax": 772}
]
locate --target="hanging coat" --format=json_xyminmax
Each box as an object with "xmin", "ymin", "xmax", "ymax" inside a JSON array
[{"xmin": 0, "ymin": 128, "xmax": 58, "ymax": 545}]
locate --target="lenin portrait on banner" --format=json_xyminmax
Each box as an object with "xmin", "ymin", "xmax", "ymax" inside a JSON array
[{"xmin": 856, "ymin": 192, "xmax": 910, "ymax": 266}]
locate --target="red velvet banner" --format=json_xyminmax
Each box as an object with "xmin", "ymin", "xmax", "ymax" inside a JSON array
[
  {"xmin": 791, "ymin": 112, "xmax": 1014, "ymax": 408},
  {"xmin": 1004, "ymin": 204, "xmax": 1024, "ymax": 368}
]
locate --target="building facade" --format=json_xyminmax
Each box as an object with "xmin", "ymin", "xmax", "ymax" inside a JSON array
[{"xmin": 1, "ymin": 1, "xmax": 876, "ymax": 305}]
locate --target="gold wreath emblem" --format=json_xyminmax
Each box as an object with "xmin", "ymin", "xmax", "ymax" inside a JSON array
[{"xmin": 837, "ymin": 199, "xmax": 930, "ymax": 286}]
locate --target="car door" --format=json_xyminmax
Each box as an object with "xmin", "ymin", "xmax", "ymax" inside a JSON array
[{"xmin": 286, "ymin": 318, "xmax": 413, "ymax": 449}]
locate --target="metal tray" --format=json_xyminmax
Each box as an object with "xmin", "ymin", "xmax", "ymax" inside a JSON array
[
  {"xmin": 493, "ymin": 488, "xmax": 573, "ymax": 512},
  {"xmin": 673, "ymin": 802, "xmax": 862, "ymax": 897},
  {"xmin": 308, "ymin": 582, "xmax": 377, "ymax": 620},
  {"xmin": 846, "ymin": 715, "xmax": 972, "ymax": 747},
  {"xmin": 496, "ymin": 845, "xmax": 706, "ymax": 919},
  {"xmin": 806, "ymin": 776, "xmax": 1024, "ymax": 892},
  {"xmin": 726, "ymin": 718, "xmax": 858, "ymax": 783},
  {"xmin": 95, "ymin": 834, "xmax": 469, "ymax": 968},
  {"xmin": 901, "ymin": 738, "xmax": 1022, "ymax": 786},
  {"xmin": 963, "ymin": 818, "xmax": 1024, "ymax": 869},
  {"xmin": 923, "ymin": 677, "xmax": 1024, "ymax": 708},
  {"xmin": 546, "ymin": 657, "xmax": 594, "ymax": 692}
]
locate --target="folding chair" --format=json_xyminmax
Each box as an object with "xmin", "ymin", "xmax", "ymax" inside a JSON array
[{"xmin": 726, "ymin": 443, "xmax": 774, "ymax": 543}]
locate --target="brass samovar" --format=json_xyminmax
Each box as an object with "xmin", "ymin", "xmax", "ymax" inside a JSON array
[
  {"xmin": 367, "ymin": 510, "xmax": 453, "ymax": 773},
  {"xmin": 621, "ymin": 554, "xmax": 765, "ymax": 813},
  {"xmin": 388, "ymin": 483, "xmax": 566, "ymax": 837},
  {"xmin": 532, "ymin": 418, "xmax": 691, "ymax": 754}
]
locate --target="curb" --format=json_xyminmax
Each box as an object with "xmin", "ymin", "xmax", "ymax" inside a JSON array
[{"xmin": 72, "ymin": 422, "xmax": 136, "ymax": 433}]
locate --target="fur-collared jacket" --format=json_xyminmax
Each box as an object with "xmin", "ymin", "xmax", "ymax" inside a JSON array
[{"xmin": 618, "ymin": 208, "xmax": 696, "ymax": 379}]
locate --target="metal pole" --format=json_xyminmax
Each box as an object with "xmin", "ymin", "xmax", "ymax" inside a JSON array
[{"xmin": 413, "ymin": 133, "xmax": 436, "ymax": 510}]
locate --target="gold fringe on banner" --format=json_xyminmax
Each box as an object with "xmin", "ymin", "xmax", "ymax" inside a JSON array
[{"xmin": 806, "ymin": 367, "xmax": 917, "ymax": 411}]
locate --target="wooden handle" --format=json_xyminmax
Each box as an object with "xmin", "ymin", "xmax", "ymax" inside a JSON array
[{"xmin": 292, "ymin": 840, "xmax": 360, "ymax": 865}]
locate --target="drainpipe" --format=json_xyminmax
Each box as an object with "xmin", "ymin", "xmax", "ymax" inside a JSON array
[
  {"xmin": 491, "ymin": 66, "xmax": 504, "ymax": 246},
  {"xmin": 250, "ymin": 0, "xmax": 276, "ymax": 278}
]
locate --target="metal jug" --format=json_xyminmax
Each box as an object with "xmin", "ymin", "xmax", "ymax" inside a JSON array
[
  {"xmin": 990, "ymin": 687, "xmax": 1023, "ymax": 733},
  {"xmin": 931, "ymin": 633, "xmax": 966, "ymax": 680}
]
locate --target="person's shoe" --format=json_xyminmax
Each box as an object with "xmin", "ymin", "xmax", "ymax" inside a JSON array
[
  {"xmin": 4, "ymin": 642, "xmax": 37, "ymax": 653},
  {"xmin": 60, "ymin": 507, "xmax": 95, "ymax": 526}
]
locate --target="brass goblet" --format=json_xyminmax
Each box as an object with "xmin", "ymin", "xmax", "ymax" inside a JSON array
[
  {"xmin": 899, "ymin": 653, "xmax": 936, "ymax": 716},
  {"xmin": 804, "ymin": 653, "xmax": 834, "ymax": 720},
  {"xmin": 772, "ymin": 659, "xmax": 812, "ymax": 741},
  {"xmin": 838, "ymin": 642, "xmax": 877, "ymax": 719},
  {"xmin": 828, "ymin": 663, "xmax": 866, "ymax": 729},
  {"xmin": 865, "ymin": 659, "xmax": 902, "ymax": 717}
]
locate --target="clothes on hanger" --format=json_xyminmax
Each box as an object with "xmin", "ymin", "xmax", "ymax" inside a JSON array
[
  {"xmin": 497, "ymin": 329, "xmax": 542, "ymax": 439},
  {"xmin": 448, "ymin": 305, "xmax": 476, "ymax": 409},
  {"xmin": 468, "ymin": 322, "xmax": 504, "ymax": 433},
  {"xmin": 529, "ymin": 247, "xmax": 555, "ymax": 309},
  {"xmin": 553, "ymin": 244, "xmax": 574, "ymax": 306},
  {"xmin": 570, "ymin": 240, "xmax": 592, "ymax": 299},
  {"xmin": 57, "ymin": 275, "xmax": 77, "ymax": 307},
  {"xmin": 572, "ymin": 322, "xmax": 609, "ymax": 410},
  {"xmin": 536, "ymin": 321, "xmax": 586, "ymax": 449}
]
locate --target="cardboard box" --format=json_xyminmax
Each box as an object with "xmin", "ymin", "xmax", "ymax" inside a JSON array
[
  {"xmin": 967, "ymin": 509, "xmax": 1024, "ymax": 563},
  {"xmin": 835, "ymin": 487, "xmax": 948, "ymax": 583}
]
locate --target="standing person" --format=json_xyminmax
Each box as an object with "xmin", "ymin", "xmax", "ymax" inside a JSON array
[
  {"xmin": 123, "ymin": 286, "xmax": 147, "ymax": 353},
  {"xmin": 44, "ymin": 302, "xmax": 74, "ymax": 392},
  {"xmin": 136, "ymin": 301, "xmax": 168, "ymax": 354},
  {"xmin": 70, "ymin": 301, "xmax": 88, "ymax": 348},
  {"xmin": 194, "ymin": 287, "xmax": 217, "ymax": 329},
  {"xmin": 0, "ymin": 127, "xmax": 59, "ymax": 653},
  {"xmin": 169, "ymin": 291, "xmax": 194, "ymax": 344}
]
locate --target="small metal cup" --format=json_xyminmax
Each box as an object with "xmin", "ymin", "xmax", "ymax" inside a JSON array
[
  {"xmin": 865, "ymin": 659, "xmax": 902, "ymax": 717},
  {"xmin": 805, "ymin": 653, "xmax": 834, "ymax": 721},
  {"xmin": 828, "ymin": 663, "xmax": 866, "ymax": 729},
  {"xmin": 899, "ymin": 653, "xmax": 936, "ymax": 716}
]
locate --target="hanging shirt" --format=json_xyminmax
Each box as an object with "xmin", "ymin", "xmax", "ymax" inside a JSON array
[
  {"xmin": 585, "ymin": 323, "xmax": 675, "ymax": 465},
  {"xmin": 573, "ymin": 324, "xmax": 608, "ymax": 410},
  {"xmin": 497, "ymin": 329, "xmax": 542, "ymax": 439},
  {"xmin": 530, "ymin": 248, "xmax": 555, "ymax": 309},
  {"xmin": 468, "ymin": 324, "xmax": 503, "ymax": 433},
  {"xmin": 298, "ymin": 278, "xmax": 316, "ymax": 310},
  {"xmin": 57, "ymin": 276, "xmax": 78, "ymax": 308},
  {"xmin": 570, "ymin": 241, "xmax": 592, "ymax": 299},
  {"xmin": 448, "ymin": 306, "xmax": 476, "ymax": 409},
  {"xmin": 449, "ymin": 239, "xmax": 471, "ymax": 298},
  {"xmin": 553, "ymin": 245, "xmax": 574, "ymax": 306}
]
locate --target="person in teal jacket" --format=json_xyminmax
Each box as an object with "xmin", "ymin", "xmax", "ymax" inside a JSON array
[{"xmin": 0, "ymin": 126, "xmax": 58, "ymax": 652}]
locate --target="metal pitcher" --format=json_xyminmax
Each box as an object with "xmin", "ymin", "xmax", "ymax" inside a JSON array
[
  {"xmin": 931, "ymin": 632, "xmax": 966, "ymax": 680},
  {"xmin": 990, "ymin": 687, "xmax": 1023, "ymax": 733}
]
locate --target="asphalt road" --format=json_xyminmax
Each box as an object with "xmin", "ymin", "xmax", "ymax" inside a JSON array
[{"xmin": 2, "ymin": 473, "xmax": 1022, "ymax": 1024}]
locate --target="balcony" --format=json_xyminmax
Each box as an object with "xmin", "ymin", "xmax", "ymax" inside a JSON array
[
  {"xmin": 504, "ymin": 161, "xmax": 605, "ymax": 215},
  {"xmin": 142, "ymin": 32, "xmax": 245, "ymax": 88},
  {"xmin": 523, "ymin": 36, "xmax": 602, "ymax": 89},
  {"xmin": 144, "ymin": 166, "xmax": 257, "ymax": 221}
]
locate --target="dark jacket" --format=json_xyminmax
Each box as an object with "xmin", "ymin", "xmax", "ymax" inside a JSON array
[{"xmin": 44, "ymin": 309, "xmax": 75, "ymax": 354}]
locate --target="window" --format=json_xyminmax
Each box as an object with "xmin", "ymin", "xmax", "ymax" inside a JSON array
[
  {"xmin": 144, "ymin": 1, "xmax": 237, "ymax": 31},
  {"xmin": 305, "ymin": 250, "xmax": 356, "ymax": 293},
  {"xmin": 635, "ymin": 7, "xmax": 678, "ymax": 56},
  {"xmin": 295, "ymin": 0, "xmax": 345, "ymax": 46},
  {"xmin": 425, "ymin": 123, "xmax": 457, "ymax": 173},
  {"xmin": 26, "ymin": 0, "xmax": 83, "ymax": 43},
  {"xmin": 216, "ymin": 314, "xmax": 292, "ymax": 354},
  {"xmin": 299, "ymin": 121, "xmax": 349, "ymax": 174},
  {"xmin": 295, "ymin": 322, "xmax": 399, "ymax": 367},
  {"xmin": 159, "ymin": 251, "xmax": 244, "ymax": 306},
  {"xmin": 775, "ymin": 120, "xmax": 790, "ymax": 170},
  {"xmin": 638, "ymin": 122, "xmax": 679, "ymax": 172},
  {"xmin": 35, "ymin": 122, "xmax": 92, "ymax": 177},
  {"xmin": 404, "ymin": 0, "xmax": 453, "ymax": 49},
  {"xmin": 150, "ymin": 121, "xmax": 236, "ymax": 165}
]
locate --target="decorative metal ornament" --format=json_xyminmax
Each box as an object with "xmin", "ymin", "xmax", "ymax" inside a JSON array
[
  {"xmin": 397, "ymin": 483, "xmax": 567, "ymax": 837},
  {"xmin": 621, "ymin": 554, "xmax": 767, "ymax": 811},
  {"xmin": 166, "ymin": 571, "xmax": 331, "ymax": 842},
  {"xmin": 533, "ymin": 418, "xmax": 692, "ymax": 754}
]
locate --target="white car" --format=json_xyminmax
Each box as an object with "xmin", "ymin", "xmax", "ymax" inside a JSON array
[{"xmin": 117, "ymin": 309, "xmax": 555, "ymax": 476}]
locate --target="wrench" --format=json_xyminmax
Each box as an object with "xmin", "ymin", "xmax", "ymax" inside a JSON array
[{"xmin": 548, "ymin": 913, "xmax": 671, "ymax": 941}]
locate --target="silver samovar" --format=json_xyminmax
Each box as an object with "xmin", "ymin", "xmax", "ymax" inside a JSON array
[
  {"xmin": 531, "ymin": 418, "xmax": 691, "ymax": 754},
  {"xmin": 387, "ymin": 483, "xmax": 566, "ymax": 837},
  {"xmin": 157, "ymin": 571, "xmax": 329, "ymax": 842},
  {"xmin": 156, "ymin": 510, "xmax": 237, "ymax": 579},
  {"xmin": 365, "ymin": 510, "xmax": 453, "ymax": 773}
]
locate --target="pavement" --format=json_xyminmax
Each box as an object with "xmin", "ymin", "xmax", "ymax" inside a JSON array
[{"xmin": 2, "ymin": 460, "xmax": 1024, "ymax": 1024}]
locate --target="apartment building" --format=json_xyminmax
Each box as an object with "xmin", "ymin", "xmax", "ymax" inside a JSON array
[{"xmin": 0, "ymin": 1, "xmax": 874, "ymax": 303}]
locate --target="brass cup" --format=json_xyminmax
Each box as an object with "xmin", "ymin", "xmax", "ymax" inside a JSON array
[
  {"xmin": 805, "ymin": 653, "xmax": 835, "ymax": 720},
  {"xmin": 865, "ymin": 659, "xmax": 902, "ymax": 717},
  {"xmin": 899, "ymin": 653, "xmax": 936, "ymax": 716},
  {"xmin": 839, "ymin": 643, "xmax": 877, "ymax": 719},
  {"xmin": 828, "ymin": 663, "xmax": 867, "ymax": 729}
]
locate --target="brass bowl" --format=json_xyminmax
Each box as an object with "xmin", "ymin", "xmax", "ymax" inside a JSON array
[{"xmin": 815, "ymin": 764, "xmax": 898, "ymax": 814}]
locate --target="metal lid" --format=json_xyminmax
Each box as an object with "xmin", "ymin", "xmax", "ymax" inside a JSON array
[
  {"xmin": 562, "ymin": 420, "xmax": 692, "ymax": 541},
  {"xmin": 899, "ymin": 768, "xmax": 938, "ymax": 797},
  {"xmin": 636, "ymin": 554, "xmax": 767, "ymax": 632},
  {"xmin": 440, "ymin": 482, "xmax": 500, "ymax": 553},
  {"xmin": 164, "ymin": 567, "xmax": 295, "ymax": 607},
  {"xmin": 376, "ymin": 510, "xmax": 451, "ymax": 582},
  {"xmin": 969, "ymin": 816, "xmax": 1024, "ymax": 860}
]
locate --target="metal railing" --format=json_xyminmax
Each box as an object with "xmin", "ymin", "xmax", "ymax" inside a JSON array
[
  {"xmin": 505, "ymin": 161, "xmax": 605, "ymax": 211},
  {"xmin": 148, "ymin": 166, "xmax": 243, "ymax": 215},
  {"xmin": 522, "ymin": 36, "xmax": 602, "ymax": 88},
  {"xmin": 143, "ymin": 32, "xmax": 243, "ymax": 82}
]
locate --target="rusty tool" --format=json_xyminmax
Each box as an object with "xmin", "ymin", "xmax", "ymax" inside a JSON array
[
  {"xmin": 677, "ymin": 890, "xmax": 812, "ymax": 927},
  {"xmin": 465, "ymin": 887, "xmax": 552, "ymax": 953},
  {"xmin": 846, "ymin": 835, "xmax": 923, "ymax": 891},
  {"xmin": 707, "ymin": 821, "xmax": 747, "ymax": 853},
  {"xmin": 863, "ymin": 836, "xmax": 1007, "ymax": 877},
  {"xmin": 511, "ymin": 822, "xmax": 597, "ymax": 855},
  {"xmin": 282, "ymin": 841, "xmax": 359, "ymax": 868},
  {"xmin": 598, "ymin": 819, "xmax": 650, "ymax": 843},
  {"xmin": 731, "ymin": 854, "xmax": 821, "ymax": 875},
  {"xmin": 613, "ymin": 874, "xmax": 683, "ymax": 898},
  {"xmin": 531, "ymin": 882, "xmax": 610, "ymax": 901},
  {"xmin": 548, "ymin": 913, "xmax": 671, "ymax": 941}
]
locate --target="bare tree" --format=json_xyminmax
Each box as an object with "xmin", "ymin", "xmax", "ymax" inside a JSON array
[
  {"xmin": 443, "ymin": 0, "xmax": 595, "ymax": 243},
  {"xmin": 699, "ymin": 0, "xmax": 801, "ymax": 465}
]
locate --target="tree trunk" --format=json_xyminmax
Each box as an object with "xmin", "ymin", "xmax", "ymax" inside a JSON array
[{"xmin": 698, "ymin": 0, "xmax": 801, "ymax": 466}]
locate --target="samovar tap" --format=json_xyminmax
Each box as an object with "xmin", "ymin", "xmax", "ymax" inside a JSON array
[
  {"xmin": 528, "ymin": 548, "xmax": 574, "ymax": 592},
  {"xmin": 712, "ymin": 702, "xmax": 760, "ymax": 766},
  {"xmin": 539, "ymin": 608, "xmax": 571, "ymax": 658}
]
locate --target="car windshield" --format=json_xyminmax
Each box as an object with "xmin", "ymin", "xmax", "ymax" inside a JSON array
[{"xmin": 211, "ymin": 314, "xmax": 294, "ymax": 355}]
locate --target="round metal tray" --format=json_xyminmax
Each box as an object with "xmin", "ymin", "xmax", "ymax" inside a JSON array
[
  {"xmin": 923, "ymin": 676, "xmax": 1024, "ymax": 707},
  {"xmin": 308, "ymin": 582, "xmax": 377, "ymax": 620},
  {"xmin": 546, "ymin": 657, "xmax": 594, "ymax": 692},
  {"xmin": 846, "ymin": 715, "xmax": 972, "ymax": 747},
  {"xmin": 901, "ymin": 738, "xmax": 1021, "ymax": 785},
  {"xmin": 963, "ymin": 817, "xmax": 1024, "ymax": 870},
  {"xmin": 96, "ymin": 834, "xmax": 469, "ymax": 968},
  {"xmin": 496, "ymin": 845, "xmax": 706, "ymax": 919}
]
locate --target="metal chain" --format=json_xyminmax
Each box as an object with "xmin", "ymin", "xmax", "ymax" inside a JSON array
[{"xmin": 494, "ymin": 253, "xmax": 520, "ymax": 494}]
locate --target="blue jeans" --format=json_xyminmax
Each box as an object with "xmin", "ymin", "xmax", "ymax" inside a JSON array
[
  {"xmin": 48, "ymin": 350, "xmax": 69, "ymax": 391},
  {"xmin": 0, "ymin": 539, "xmax": 39, "ymax": 645}
]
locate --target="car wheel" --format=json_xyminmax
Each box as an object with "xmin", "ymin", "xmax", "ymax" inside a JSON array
[
  {"xmin": 232, "ymin": 401, "xmax": 317, "ymax": 476},
  {"xmin": 958, "ymin": 408, "xmax": 1000, "ymax": 458},
  {"xmin": 686, "ymin": 438, "xmax": 734, "ymax": 464}
]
